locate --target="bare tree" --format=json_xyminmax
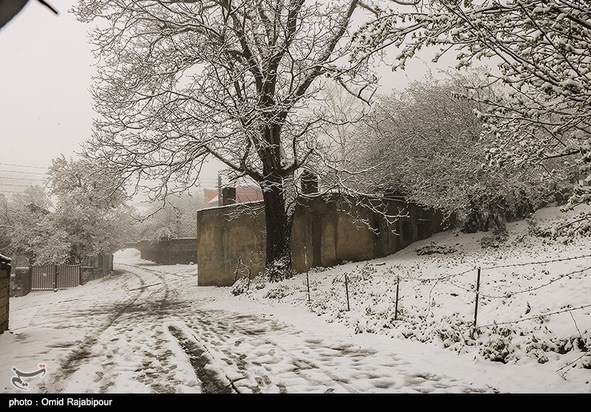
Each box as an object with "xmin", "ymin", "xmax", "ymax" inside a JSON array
[{"xmin": 74, "ymin": 0, "xmax": 384, "ymax": 279}]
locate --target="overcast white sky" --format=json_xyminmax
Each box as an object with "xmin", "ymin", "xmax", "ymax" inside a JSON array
[
  {"xmin": 0, "ymin": 0, "xmax": 455, "ymax": 192},
  {"xmin": 0, "ymin": 0, "xmax": 92, "ymax": 170}
]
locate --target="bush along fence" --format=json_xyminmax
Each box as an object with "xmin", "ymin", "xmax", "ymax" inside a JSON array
[{"xmin": 250, "ymin": 253, "xmax": 591, "ymax": 372}]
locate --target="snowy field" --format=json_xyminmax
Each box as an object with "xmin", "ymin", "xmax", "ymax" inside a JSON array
[
  {"xmin": 239, "ymin": 205, "xmax": 591, "ymax": 368},
  {"xmin": 229, "ymin": 204, "xmax": 591, "ymax": 392},
  {"xmin": 0, "ymin": 204, "xmax": 589, "ymax": 394}
]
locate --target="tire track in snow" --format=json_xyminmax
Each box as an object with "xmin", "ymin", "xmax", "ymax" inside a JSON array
[
  {"xmin": 111, "ymin": 266, "xmax": 321, "ymax": 393},
  {"xmin": 39, "ymin": 269, "xmax": 147, "ymax": 392},
  {"xmin": 38, "ymin": 261, "xmax": 485, "ymax": 393},
  {"xmin": 167, "ymin": 324, "xmax": 233, "ymax": 394},
  {"xmin": 40, "ymin": 264, "xmax": 188, "ymax": 393},
  {"xmin": 177, "ymin": 309, "xmax": 484, "ymax": 393}
]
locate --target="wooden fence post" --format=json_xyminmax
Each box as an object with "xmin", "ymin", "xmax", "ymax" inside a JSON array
[
  {"xmin": 344, "ymin": 273, "xmax": 350, "ymax": 311},
  {"xmin": 394, "ymin": 275, "xmax": 400, "ymax": 321},
  {"xmin": 306, "ymin": 272, "xmax": 311, "ymax": 304},
  {"xmin": 28, "ymin": 266, "xmax": 32, "ymax": 294},
  {"xmin": 304, "ymin": 245, "xmax": 311, "ymax": 304}
]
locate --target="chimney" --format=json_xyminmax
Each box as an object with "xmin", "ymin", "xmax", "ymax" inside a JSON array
[
  {"xmin": 301, "ymin": 170, "xmax": 319, "ymax": 195},
  {"xmin": 222, "ymin": 186, "xmax": 237, "ymax": 205}
]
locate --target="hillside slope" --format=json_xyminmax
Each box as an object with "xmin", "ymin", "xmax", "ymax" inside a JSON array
[{"xmin": 234, "ymin": 204, "xmax": 591, "ymax": 384}]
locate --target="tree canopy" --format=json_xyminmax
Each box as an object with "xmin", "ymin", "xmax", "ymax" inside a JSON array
[
  {"xmin": 0, "ymin": 157, "xmax": 138, "ymax": 266},
  {"xmin": 353, "ymin": 0, "xmax": 591, "ymax": 214},
  {"xmin": 0, "ymin": 186, "xmax": 68, "ymax": 265},
  {"xmin": 349, "ymin": 76, "xmax": 570, "ymax": 232},
  {"xmin": 47, "ymin": 156, "xmax": 138, "ymax": 264},
  {"xmin": 74, "ymin": 0, "xmax": 381, "ymax": 278}
]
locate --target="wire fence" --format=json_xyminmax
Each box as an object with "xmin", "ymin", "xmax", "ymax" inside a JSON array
[
  {"xmin": 231, "ymin": 250, "xmax": 590, "ymax": 345},
  {"xmin": 230, "ymin": 250, "xmax": 591, "ymax": 371},
  {"xmin": 305, "ymin": 254, "xmax": 591, "ymax": 333}
]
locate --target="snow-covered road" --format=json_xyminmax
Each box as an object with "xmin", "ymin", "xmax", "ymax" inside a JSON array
[
  {"xmin": 1, "ymin": 258, "xmax": 587, "ymax": 394},
  {"xmin": 1, "ymin": 262, "xmax": 475, "ymax": 393},
  {"xmin": 2, "ymin": 263, "xmax": 201, "ymax": 393}
]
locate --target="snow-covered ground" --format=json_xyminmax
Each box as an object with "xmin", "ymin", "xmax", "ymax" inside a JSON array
[{"xmin": 0, "ymin": 204, "xmax": 589, "ymax": 393}]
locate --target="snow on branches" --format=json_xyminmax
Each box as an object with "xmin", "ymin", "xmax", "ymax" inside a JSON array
[
  {"xmin": 73, "ymin": 0, "xmax": 380, "ymax": 278},
  {"xmin": 353, "ymin": 0, "xmax": 591, "ymax": 215}
]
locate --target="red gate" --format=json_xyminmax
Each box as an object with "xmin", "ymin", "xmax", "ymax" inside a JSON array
[{"xmin": 31, "ymin": 264, "xmax": 81, "ymax": 290}]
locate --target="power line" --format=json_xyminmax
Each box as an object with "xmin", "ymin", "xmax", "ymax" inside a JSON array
[
  {"xmin": 0, "ymin": 163, "xmax": 49, "ymax": 170},
  {"xmin": 0, "ymin": 176, "xmax": 46, "ymax": 182},
  {"xmin": 0, "ymin": 183, "xmax": 46, "ymax": 188},
  {"xmin": 0, "ymin": 169, "xmax": 47, "ymax": 176}
]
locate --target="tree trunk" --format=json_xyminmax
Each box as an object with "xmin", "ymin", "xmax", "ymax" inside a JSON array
[{"xmin": 261, "ymin": 176, "xmax": 293, "ymax": 281}]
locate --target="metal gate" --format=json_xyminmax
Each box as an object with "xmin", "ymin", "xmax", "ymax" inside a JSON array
[{"xmin": 31, "ymin": 264, "xmax": 81, "ymax": 290}]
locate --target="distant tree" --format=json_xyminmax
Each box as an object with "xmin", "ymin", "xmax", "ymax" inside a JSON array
[
  {"xmin": 48, "ymin": 156, "xmax": 128, "ymax": 210},
  {"xmin": 138, "ymin": 192, "xmax": 206, "ymax": 243},
  {"xmin": 11, "ymin": 185, "xmax": 51, "ymax": 211},
  {"xmin": 352, "ymin": 0, "xmax": 591, "ymax": 220},
  {"xmin": 314, "ymin": 83, "xmax": 369, "ymax": 167},
  {"xmin": 0, "ymin": 186, "xmax": 69, "ymax": 265},
  {"xmin": 74, "ymin": 0, "xmax": 382, "ymax": 279},
  {"xmin": 349, "ymin": 76, "xmax": 567, "ymax": 232},
  {"xmin": 0, "ymin": 162, "xmax": 138, "ymax": 266},
  {"xmin": 47, "ymin": 156, "xmax": 139, "ymax": 264},
  {"xmin": 21, "ymin": 218, "xmax": 70, "ymax": 266}
]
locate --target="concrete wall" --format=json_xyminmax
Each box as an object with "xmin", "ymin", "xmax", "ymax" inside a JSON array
[
  {"xmin": 134, "ymin": 238, "xmax": 197, "ymax": 265},
  {"xmin": 0, "ymin": 255, "xmax": 11, "ymax": 334},
  {"xmin": 289, "ymin": 195, "xmax": 444, "ymax": 273},
  {"xmin": 81, "ymin": 266, "xmax": 106, "ymax": 284},
  {"xmin": 290, "ymin": 195, "xmax": 378, "ymax": 272},
  {"xmin": 196, "ymin": 204, "xmax": 265, "ymax": 286},
  {"xmin": 80, "ymin": 253, "xmax": 114, "ymax": 284},
  {"xmin": 196, "ymin": 195, "xmax": 445, "ymax": 287}
]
